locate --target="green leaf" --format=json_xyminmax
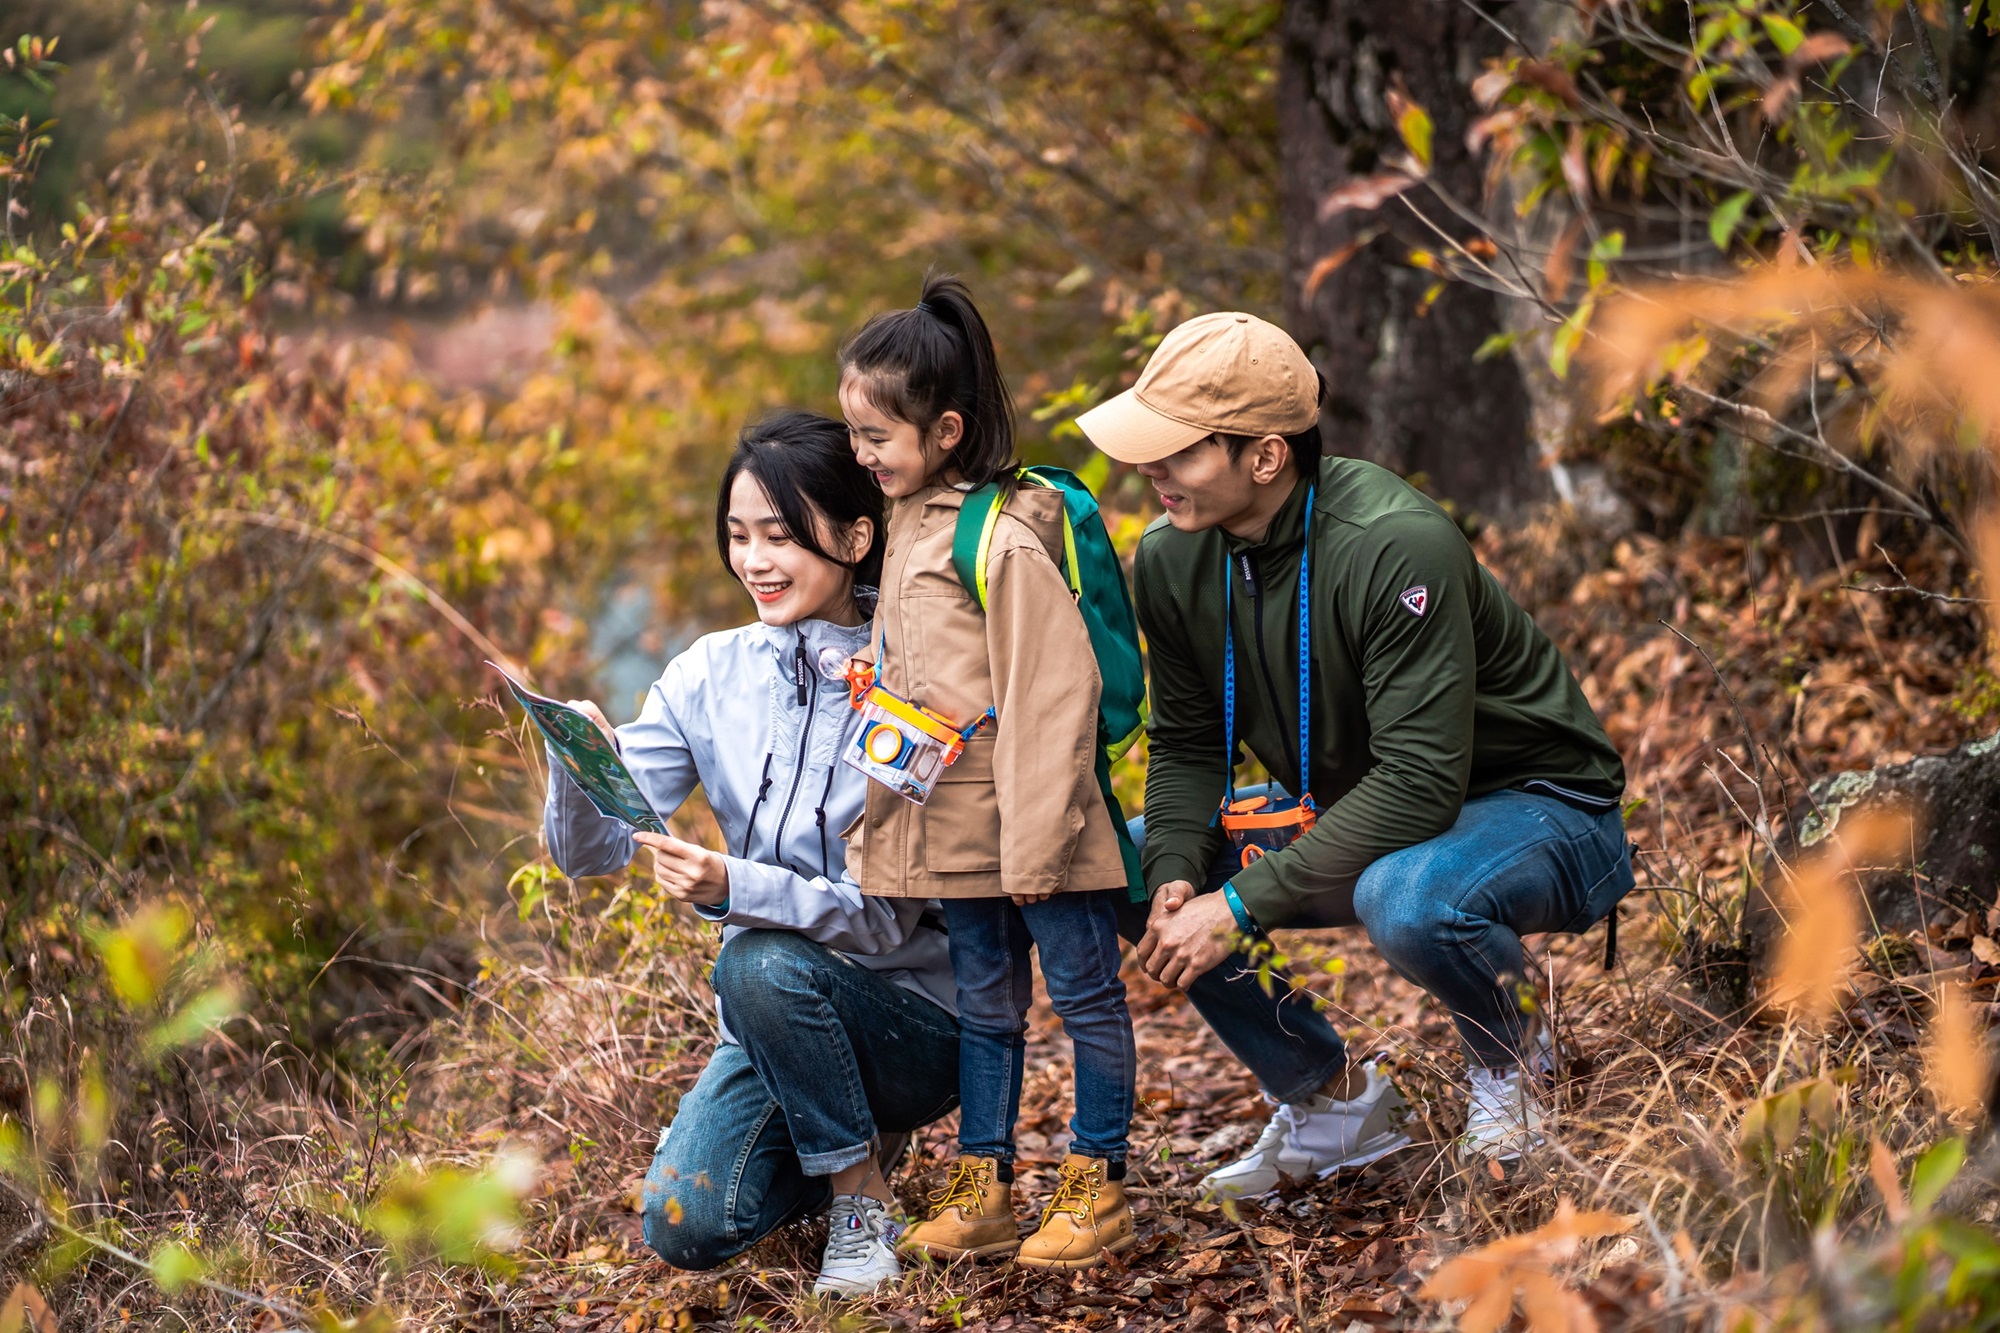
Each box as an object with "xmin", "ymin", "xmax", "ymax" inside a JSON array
[
  {"xmin": 1076, "ymin": 452, "xmax": 1110, "ymax": 494},
  {"xmin": 1709, "ymin": 191, "xmax": 1754, "ymax": 251},
  {"xmin": 1910, "ymin": 1137, "xmax": 1967, "ymax": 1214},
  {"xmin": 1933, "ymin": 1218, "xmax": 2000, "ymax": 1274},
  {"xmin": 1474, "ymin": 331, "xmax": 1522, "ymax": 362},
  {"xmin": 1549, "ymin": 296, "xmax": 1596, "ymax": 380},
  {"xmin": 149, "ymin": 1242, "xmax": 205, "ymax": 1294},
  {"xmin": 365, "ymin": 1151, "xmax": 536, "ymax": 1272},
  {"xmin": 93, "ymin": 903, "xmax": 191, "ymax": 1009},
  {"xmin": 143, "ymin": 984, "xmax": 241, "ymax": 1056},
  {"xmin": 1587, "ymin": 230, "xmax": 1626, "ymax": 289},
  {"xmin": 1393, "ymin": 96, "xmax": 1434, "ymax": 172},
  {"xmin": 1761, "ymin": 13, "xmax": 1805, "ymax": 56}
]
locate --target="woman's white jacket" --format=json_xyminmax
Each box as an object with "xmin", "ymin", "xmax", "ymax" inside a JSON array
[{"xmin": 542, "ymin": 615, "xmax": 956, "ymax": 1036}]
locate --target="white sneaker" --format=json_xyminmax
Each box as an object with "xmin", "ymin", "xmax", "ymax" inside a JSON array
[
  {"xmin": 812, "ymin": 1194, "xmax": 902, "ymax": 1297},
  {"xmin": 1460, "ymin": 1065, "xmax": 1548, "ymax": 1165},
  {"xmin": 1198, "ymin": 1063, "xmax": 1413, "ymax": 1200}
]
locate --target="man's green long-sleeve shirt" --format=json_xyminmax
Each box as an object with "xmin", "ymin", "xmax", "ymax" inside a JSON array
[{"xmin": 1133, "ymin": 458, "xmax": 1626, "ymax": 929}]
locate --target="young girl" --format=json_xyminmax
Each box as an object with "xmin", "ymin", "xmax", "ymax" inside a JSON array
[
  {"xmin": 838, "ymin": 275, "xmax": 1138, "ymax": 1271},
  {"xmin": 543, "ymin": 412, "xmax": 958, "ymax": 1298}
]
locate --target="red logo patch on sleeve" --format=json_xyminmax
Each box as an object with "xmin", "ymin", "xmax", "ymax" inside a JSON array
[{"xmin": 1399, "ymin": 585, "xmax": 1429, "ymax": 617}]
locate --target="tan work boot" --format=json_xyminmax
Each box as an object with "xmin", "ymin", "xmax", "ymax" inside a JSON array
[
  {"xmin": 899, "ymin": 1155, "xmax": 1020, "ymax": 1260},
  {"xmin": 1016, "ymin": 1154, "xmax": 1135, "ymax": 1270}
]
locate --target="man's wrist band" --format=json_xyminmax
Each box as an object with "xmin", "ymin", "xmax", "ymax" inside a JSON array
[{"xmin": 1221, "ymin": 881, "xmax": 1258, "ymax": 934}]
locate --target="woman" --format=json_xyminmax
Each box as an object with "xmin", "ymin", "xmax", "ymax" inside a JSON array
[{"xmin": 543, "ymin": 411, "xmax": 957, "ymax": 1297}]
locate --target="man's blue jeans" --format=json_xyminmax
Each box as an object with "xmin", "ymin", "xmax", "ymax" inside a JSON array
[
  {"xmin": 1126, "ymin": 787, "xmax": 1633, "ymax": 1078},
  {"xmin": 945, "ymin": 891, "xmax": 1135, "ymax": 1164},
  {"xmin": 640, "ymin": 930, "xmax": 959, "ymax": 1270}
]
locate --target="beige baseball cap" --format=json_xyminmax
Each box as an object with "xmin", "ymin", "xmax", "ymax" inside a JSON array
[{"xmin": 1076, "ymin": 311, "xmax": 1320, "ymax": 464}]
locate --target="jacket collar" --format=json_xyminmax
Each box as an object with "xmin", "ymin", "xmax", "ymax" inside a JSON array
[
  {"xmin": 1222, "ymin": 475, "xmax": 1313, "ymax": 563},
  {"xmin": 748, "ymin": 613, "xmax": 871, "ymax": 666}
]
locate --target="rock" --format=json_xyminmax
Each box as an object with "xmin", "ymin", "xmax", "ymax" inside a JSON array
[{"xmin": 1750, "ymin": 730, "xmax": 2000, "ymax": 969}]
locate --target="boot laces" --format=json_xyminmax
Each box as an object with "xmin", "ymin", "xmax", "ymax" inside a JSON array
[
  {"xmin": 1040, "ymin": 1160, "xmax": 1102, "ymax": 1225},
  {"xmin": 928, "ymin": 1158, "xmax": 993, "ymax": 1216}
]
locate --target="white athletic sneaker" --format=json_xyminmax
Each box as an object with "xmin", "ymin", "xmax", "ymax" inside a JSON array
[
  {"xmin": 1198, "ymin": 1063, "xmax": 1413, "ymax": 1200},
  {"xmin": 812, "ymin": 1194, "xmax": 903, "ymax": 1298},
  {"xmin": 1460, "ymin": 1065, "xmax": 1549, "ymax": 1165}
]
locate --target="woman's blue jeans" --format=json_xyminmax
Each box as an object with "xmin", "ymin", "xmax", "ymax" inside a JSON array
[
  {"xmin": 1126, "ymin": 786, "xmax": 1632, "ymax": 1076},
  {"xmin": 640, "ymin": 929, "xmax": 959, "ymax": 1270},
  {"xmin": 944, "ymin": 890, "xmax": 1135, "ymax": 1164}
]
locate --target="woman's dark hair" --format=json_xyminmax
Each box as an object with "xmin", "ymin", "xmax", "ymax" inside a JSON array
[
  {"xmin": 1217, "ymin": 368, "xmax": 1329, "ymax": 480},
  {"xmin": 837, "ymin": 271, "xmax": 1017, "ymax": 488},
  {"xmin": 715, "ymin": 409, "xmax": 887, "ymax": 591}
]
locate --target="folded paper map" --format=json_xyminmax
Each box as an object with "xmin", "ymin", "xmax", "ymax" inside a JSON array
[{"xmin": 488, "ymin": 661, "xmax": 668, "ymax": 835}]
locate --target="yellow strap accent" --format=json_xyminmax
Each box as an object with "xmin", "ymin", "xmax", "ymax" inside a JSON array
[
  {"xmin": 998, "ymin": 470, "xmax": 1081, "ymax": 599},
  {"xmin": 1059, "ymin": 512, "xmax": 1082, "ymax": 599},
  {"xmin": 972, "ymin": 492, "xmax": 1005, "ymax": 607}
]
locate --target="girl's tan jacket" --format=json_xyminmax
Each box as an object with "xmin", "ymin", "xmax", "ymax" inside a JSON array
[{"xmin": 844, "ymin": 481, "xmax": 1129, "ymax": 900}]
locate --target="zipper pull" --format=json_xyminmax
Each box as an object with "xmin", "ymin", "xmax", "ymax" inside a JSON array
[
  {"xmin": 793, "ymin": 639, "xmax": 810, "ymax": 706},
  {"xmin": 1237, "ymin": 552, "xmax": 1259, "ymax": 598}
]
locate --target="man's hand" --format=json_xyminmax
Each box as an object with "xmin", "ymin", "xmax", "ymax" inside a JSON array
[
  {"xmin": 1008, "ymin": 890, "xmax": 1055, "ymax": 906},
  {"xmin": 565, "ymin": 699, "xmax": 617, "ymax": 749},
  {"xmin": 1147, "ymin": 879, "xmax": 1194, "ymax": 926},
  {"xmin": 633, "ymin": 831, "xmax": 730, "ymax": 907},
  {"xmin": 1136, "ymin": 890, "xmax": 1237, "ymax": 990}
]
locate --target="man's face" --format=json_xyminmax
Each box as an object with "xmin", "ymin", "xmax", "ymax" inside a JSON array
[{"xmin": 1135, "ymin": 437, "xmax": 1265, "ymax": 533}]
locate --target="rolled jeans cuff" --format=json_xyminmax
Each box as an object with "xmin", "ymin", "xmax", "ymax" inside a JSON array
[{"xmin": 797, "ymin": 1139, "xmax": 875, "ymax": 1177}]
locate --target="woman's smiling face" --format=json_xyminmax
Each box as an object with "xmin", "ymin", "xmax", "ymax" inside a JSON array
[
  {"xmin": 838, "ymin": 376, "xmax": 961, "ymax": 499},
  {"xmin": 724, "ymin": 471, "xmax": 867, "ymax": 627}
]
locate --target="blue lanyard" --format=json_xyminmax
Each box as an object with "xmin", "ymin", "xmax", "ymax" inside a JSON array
[{"xmin": 1222, "ymin": 486, "xmax": 1313, "ymax": 808}]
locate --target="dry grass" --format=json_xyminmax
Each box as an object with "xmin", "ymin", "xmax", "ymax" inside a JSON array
[{"xmin": 23, "ymin": 514, "xmax": 2000, "ymax": 1331}]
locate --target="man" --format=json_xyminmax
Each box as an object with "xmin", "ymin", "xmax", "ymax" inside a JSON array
[{"xmin": 1077, "ymin": 312, "xmax": 1631, "ymax": 1191}]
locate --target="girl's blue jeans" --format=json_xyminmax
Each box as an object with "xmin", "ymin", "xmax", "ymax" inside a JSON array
[{"xmin": 943, "ymin": 890, "xmax": 1135, "ymax": 1165}]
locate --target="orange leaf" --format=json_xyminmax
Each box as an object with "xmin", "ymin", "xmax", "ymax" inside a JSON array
[
  {"xmin": 1303, "ymin": 232, "xmax": 1379, "ymax": 299},
  {"xmin": 1517, "ymin": 60, "xmax": 1582, "ymax": 107},
  {"xmin": 1422, "ymin": 1253, "xmax": 1508, "ymax": 1303},
  {"xmin": 1870, "ymin": 1137, "xmax": 1910, "ymax": 1224},
  {"xmin": 1545, "ymin": 215, "xmax": 1585, "ymax": 302},
  {"xmin": 1317, "ymin": 173, "xmax": 1418, "ymax": 221},
  {"xmin": 1761, "ymin": 73, "xmax": 1799, "ymax": 120},
  {"xmin": 0, "ymin": 1285, "xmax": 55, "ymax": 1333},
  {"xmin": 1788, "ymin": 32, "xmax": 1853, "ymax": 67},
  {"xmin": 1460, "ymin": 1277, "xmax": 1517, "ymax": 1333},
  {"xmin": 1926, "ymin": 980, "xmax": 1991, "ymax": 1119}
]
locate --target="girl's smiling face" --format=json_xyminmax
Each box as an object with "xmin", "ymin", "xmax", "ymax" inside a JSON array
[
  {"xmin": 839, "ymin": 376, "xmax": 962, "ymax": 499},
  {"xmin": 724, "ymin": 471, "xmax": 870, "ymax": 627}
]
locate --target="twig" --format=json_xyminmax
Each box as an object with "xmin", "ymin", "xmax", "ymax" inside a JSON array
[
  {"xmin": 1839, "ymin": 544, "xmax": 1988, "ymax": 606},
  {"xmin": 197, "ymin": 509, "xmax": 527, "ymax": 682}
]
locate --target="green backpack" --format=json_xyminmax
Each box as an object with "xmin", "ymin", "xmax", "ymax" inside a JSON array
[{"xmin": 951, "ymin": 465, "xmax": 1148, "ymax": 901}]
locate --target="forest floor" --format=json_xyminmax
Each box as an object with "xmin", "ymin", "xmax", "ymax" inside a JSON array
[
  {"xmin": 45, "ymin": 517, "xmax": 1995, "ymax": 1332},
  {"xmin": 376, "ymin": 517, "xmax": 1996, "ymax": 1332}
]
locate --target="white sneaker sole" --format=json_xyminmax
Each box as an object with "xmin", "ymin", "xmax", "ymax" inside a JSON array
[
  {"xmin": 1314, "ymin": 1131, "xmax": 1417, "ymax": 1179},
  {"xmin": 812, "ymin": 1269, "xmax": 901, "ymax": 1298},
  {"xmin": 1200, "ymin": 1132, "xmax": 1418, "ymax": 1199}
]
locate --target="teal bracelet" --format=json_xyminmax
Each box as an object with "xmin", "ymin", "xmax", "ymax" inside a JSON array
[{"xmin": 1221, "ymin": 881, "xmax": 1258, "ymax": 934}]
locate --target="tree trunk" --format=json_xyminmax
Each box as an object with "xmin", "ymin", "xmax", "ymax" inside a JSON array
[{"xmin": 1278, "ymin": 0, "xmax": 1546, "ymax": 517}]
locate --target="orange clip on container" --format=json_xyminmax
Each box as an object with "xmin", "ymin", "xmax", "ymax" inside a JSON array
[{"xmin": 1219, "ymin": 792, "xmax": 1317, "ymax": 869}]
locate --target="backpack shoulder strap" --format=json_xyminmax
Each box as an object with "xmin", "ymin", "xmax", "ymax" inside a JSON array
[{"xmin": 950, "ymin": 481, "xmax": 1007, "ymax": 609}]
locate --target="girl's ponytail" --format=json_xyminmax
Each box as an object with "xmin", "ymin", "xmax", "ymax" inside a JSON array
[{"xmin": 839, "ymin": 271, "xmax": 1017, "ymax": 489}]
